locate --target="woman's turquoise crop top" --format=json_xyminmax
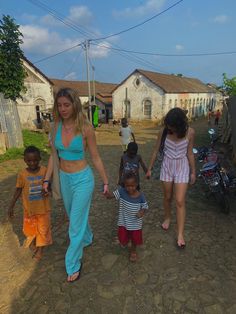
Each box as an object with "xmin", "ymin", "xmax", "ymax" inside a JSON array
[{"xmin": 54, "ymin": 122, "xmax": 85, "ymax": 161}]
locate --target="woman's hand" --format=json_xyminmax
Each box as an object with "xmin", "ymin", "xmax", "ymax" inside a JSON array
[
  {"xmin": 42, "ymin": 181, "xmax": 50, "ymax": 196},
  {"xmin": 189, "ymin": 173, "xmax": 196, "ymax": 185},
  {"xmin": 146, "ymin": 169, "xmax": 151, "ymax": 179},
  {"xmin": 103, "ymin": 183, "xmax": 109, "ymax": 195}
]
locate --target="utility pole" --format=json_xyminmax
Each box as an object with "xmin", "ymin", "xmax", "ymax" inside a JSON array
[
  {"xmin": 84, "ymin": 40, "xmax": 92, "ymax": 121},
  {"xmin": 92, "ymin": 65, "xmax": 96, "ymax": 107}
]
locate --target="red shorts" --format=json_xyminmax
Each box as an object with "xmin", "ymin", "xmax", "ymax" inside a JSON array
[{"xmin": 118, "ymin": 226, "xmax": 143, "ymax": 246}]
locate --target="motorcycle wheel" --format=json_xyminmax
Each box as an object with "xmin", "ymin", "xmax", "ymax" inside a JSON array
[{"xmin": 215, "ymin": 193, "xmax": 230, "ymax": 214}]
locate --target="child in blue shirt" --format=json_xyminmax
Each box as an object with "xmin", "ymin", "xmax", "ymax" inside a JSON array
[{"xmin": 106, "ymin": 172, "xmax": 148, "ymax": 262}]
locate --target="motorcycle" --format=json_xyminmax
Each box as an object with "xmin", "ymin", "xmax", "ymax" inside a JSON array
[
  {"xmin": 193, "ymin": 143, "xmax": 236, "ymax": 214},
  {"xmin": 198, "ymin": 159, "xmax": 230, "ymax": 214}
]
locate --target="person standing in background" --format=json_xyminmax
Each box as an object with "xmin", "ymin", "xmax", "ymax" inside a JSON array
[{"xmin": 119, "ymin": 118, "xmax": 135, "ymax": 153}]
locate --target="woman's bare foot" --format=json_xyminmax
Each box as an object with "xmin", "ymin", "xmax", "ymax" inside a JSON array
[
  {"xmin": 161, "ymin": 219, "xmax": 170, "ymax": 231},
  {"xmin": 177, "ymin": 236, "xmax": 186, "ymax": 248},
  {"xmin": 67, "ymin": 271, "xmax": 80, "ymax": 282}
]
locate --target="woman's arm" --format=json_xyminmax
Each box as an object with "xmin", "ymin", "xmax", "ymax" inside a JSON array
[
  {"xmin": 187, "ymin": 128, "xmax": 196, "ymax": 185},
  {"xmin": 146, "ymin": 128, "xmax": 164, "ymax": 178},
  {"xmin": 139, "ymin": 156, "xmax": 148, "ymax": 174},
  {"xmin": 84, "ymin": 125, "xmax": 109, "ymax": 192},
  {"xmin": 43, "ymin": 154, "xmax": 53, "ymax": 193}
]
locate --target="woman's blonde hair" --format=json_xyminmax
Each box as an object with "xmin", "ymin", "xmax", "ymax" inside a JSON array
[{"xmin": 53, "ymin": 87, "xmax": 90, "ymax": 133}]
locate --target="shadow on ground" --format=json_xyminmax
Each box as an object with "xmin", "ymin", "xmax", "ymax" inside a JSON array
[{"xmin": 0, "ymin": 119, "xmax": 236, "ymax": 313}]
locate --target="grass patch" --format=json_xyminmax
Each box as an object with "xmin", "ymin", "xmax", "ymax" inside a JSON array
[{"xmin": 0, "ymin": 129, "xmax": 50, "ymax": 163}]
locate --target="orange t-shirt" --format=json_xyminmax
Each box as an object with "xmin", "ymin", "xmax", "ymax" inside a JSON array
[{"xmin": 16, "ymin": 166, "xmax": 51, "ymax": 216}]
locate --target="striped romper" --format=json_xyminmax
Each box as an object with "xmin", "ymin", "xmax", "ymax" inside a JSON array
[{"xmin": 160, "ymin": 137, "xmax": 190, "ymax": 183}]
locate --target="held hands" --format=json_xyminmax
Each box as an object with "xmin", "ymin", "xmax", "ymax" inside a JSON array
[
  {"xmin": 42, "ymin": 181, "xmax": 50, "ymax": 196},
  {"xmin": 103, "ymin": 183, "xmax": 109, "ymax": 195}
]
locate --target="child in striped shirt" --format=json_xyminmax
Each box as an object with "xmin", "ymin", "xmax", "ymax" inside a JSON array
[{"xmin": 106, "ymin": 172, "xmax": 148, "ymax": 262}]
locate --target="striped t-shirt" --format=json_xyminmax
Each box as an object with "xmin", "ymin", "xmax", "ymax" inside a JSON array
[{"xmin": 113, "ymin": 188, "xmax": 148, "ymax": 230}]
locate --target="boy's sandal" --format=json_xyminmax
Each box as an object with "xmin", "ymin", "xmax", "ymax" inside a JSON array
[{"xmin": 129, "ymin": 251, "xmax": 137, "ymax": 262}]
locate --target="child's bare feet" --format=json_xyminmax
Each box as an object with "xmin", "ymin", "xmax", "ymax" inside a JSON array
[
  {"xmin": 161, "ymin": 219, "xmax": 170, "ymax": 231},
  {"xmin": 129, "ymin": 251, "xmax": 137, "ymax": 262}
]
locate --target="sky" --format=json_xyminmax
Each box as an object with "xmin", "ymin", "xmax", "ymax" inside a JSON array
[{"xmin": 1, "ymin": 0, "xmax": 236, "ymax": 85}]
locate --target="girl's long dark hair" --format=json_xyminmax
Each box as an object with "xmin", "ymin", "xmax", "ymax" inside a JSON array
[{"xmin": 164, "ymin": 107, "xmax": 188, "ymax": 138}]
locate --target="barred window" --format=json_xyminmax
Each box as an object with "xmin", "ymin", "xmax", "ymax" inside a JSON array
[{"xmin": 143, "ymin": 100, "xmax": 152, "ymax": 118}]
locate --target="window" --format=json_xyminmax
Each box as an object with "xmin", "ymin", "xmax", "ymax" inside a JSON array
[
  {"xmin": 143, "ymin": 99, "xmax": 152, "ymax": 119},
  {"xmin": 184, "ymin": 99, "xmax": 188, "ymax": 110},
  {"xmin": 175, "ymin": 99, "xmax": 178, "ymax": 107},
  {"xmin": 169, "ymin": 99, "xmax": 172, "ymax": 110},
  {"xmin": 135, "ymin": 78, "xmax": 140, "ymax": 87}
]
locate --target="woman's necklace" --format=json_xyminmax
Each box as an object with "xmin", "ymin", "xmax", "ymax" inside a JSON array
[{"xmin": 62, "ymin": 124, "xmax": 74, "ymax": 134}]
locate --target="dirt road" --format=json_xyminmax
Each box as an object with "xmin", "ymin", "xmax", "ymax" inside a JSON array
[{"xmin": 0, "ymin": 118, "xmax": 236, "ymax": 314}]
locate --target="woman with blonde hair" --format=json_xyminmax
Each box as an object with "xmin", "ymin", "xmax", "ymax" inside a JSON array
[{"xmin": 43, "ymin": 88, "xmax": 109, "ymax": 282}]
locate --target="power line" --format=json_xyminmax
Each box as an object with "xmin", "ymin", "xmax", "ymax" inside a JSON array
[
  {"xmin": 26, "ymin": 0, "xmax": 177, "ymax": 73},
  {"xmin": 33, "ymin": 43, "xmax": 82, "ymax": 64},
  {"xmin": 91, "ymin": 42, "xmax": 236, "ymax": 57},
  {"xmin": 91, "ymin": 0, "xmax": 184, "ymax": 41},
  {"xmin": 27, "ymin": 0, "xmax": 92, "ymax": 38}
]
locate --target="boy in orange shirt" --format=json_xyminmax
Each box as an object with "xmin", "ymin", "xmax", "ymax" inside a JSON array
[{"xmin": 8, "ymin": 146, "xmax": 52, "ymax": 260}]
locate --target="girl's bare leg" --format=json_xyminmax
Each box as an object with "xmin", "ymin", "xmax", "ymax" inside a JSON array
[
  {"xmin": 161, "ymin": 181, "xmax": 174, "ymax": 229},
  {"xmin": 33, "ymin": 247, "xmax": 44, "ymax": 260},
  {"xmin": 174, "ymin": 183, "xmax": 188, "ymax": 245},
  {"xmin": 130, "ymin": 243, "xmax": 137, "ymax": 262}
]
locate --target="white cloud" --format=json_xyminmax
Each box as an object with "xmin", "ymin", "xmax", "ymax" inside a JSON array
[
  {"xmin": 64, "ymin": 72, "xmax": 77, "ymax": 80},
  {"xmin": 68, "ymin": 6, "xmax": 93, "ymax": 25},
  {"xmin": 39, "ymin": 5, "xmax": 93, "ymax": 28},
  {"xmin": 89, "ymin": 42, "xmax": 111, "ymax": 58},
  {"xmin": 175, "ymin": 44, "xmax": 184, "ymax": 51},
  {"xmin": 113, "ymin": 0, "xmax": 166, "ymax": 18},
  {"xmin": 20, "ymin": 24, "xmax": 111, "ymax": 60},
  {"xmin": 40, "ymin": 15, "xmax": 62, "ymax": 27},
  {"xmin": 212, "ymin": 15, "xmax": 230, "ymax": 24},
  {"xmin": 20, "ymin": 25, "xmax": 81, "ymax": 55}
]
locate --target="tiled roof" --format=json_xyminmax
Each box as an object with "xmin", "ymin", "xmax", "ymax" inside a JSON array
[
  {"xmin": 22, "ymin": 56, "xmax": 53, "ymax": 85},
  {"xmin": 113, "ymin": 69, "xmax": 213, "ymax": 94},
  {"xmin": 96, "ymin": 93, "xmax": 112, "ymax": 104},
  {"xmin": 50, "ymin": 78, "xmax": 117, "ymax": 97}
]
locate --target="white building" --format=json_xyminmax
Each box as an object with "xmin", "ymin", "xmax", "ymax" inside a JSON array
[
  {"xmin": 17, "ymin": 57, "xmax": 54, "ymax": 128},
  {"xmin": 51, "ymin": 79, "xmax": 117, "ymax": 123},
  {"xmin": 112, "ymin": 69, "xmax": 222, "ymax": 122}
]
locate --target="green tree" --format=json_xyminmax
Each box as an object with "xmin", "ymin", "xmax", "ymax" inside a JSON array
[
  {"xmin": 0, "ymin": 15, "xmax": 27, "ymax": 100},
  {"xmin": 222, "ymin": 73, "xmax": 236, "ymax": 96}
]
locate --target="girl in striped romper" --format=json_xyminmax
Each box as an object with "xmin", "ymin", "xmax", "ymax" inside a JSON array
[
  {"xmin": 146, "ymin": 108, "xmax": 196, "ymax": 248},
  {"xmin": 106, "ymin": 172, "xmax": 148, "ymax": 262}
]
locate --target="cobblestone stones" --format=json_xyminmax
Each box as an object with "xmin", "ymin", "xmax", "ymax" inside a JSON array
[{"xmin": 0, "ymin": 119, "xmax": 236, "ymax": 313}]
